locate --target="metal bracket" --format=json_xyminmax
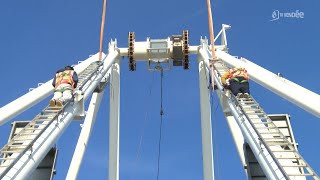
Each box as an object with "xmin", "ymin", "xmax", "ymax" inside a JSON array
[
  {"xmin": 128, "ymin": 32, "xmax": 136, "ymax": 71},
  {"xmin": 73, "ymin": 91, "xmax": 85, "ymax": 120},
  {"xmin": 147, "ymin": 37, "xmax": 171, "ymax": 71},
  {"xmin": 94, "ymin": 77, "xmax": 108, "ymax": 93}
]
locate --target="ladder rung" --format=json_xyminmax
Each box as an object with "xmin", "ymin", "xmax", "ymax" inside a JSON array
[
  {"xmin": 265, "ymin": 142, "xmax": 289, "ymax": 145},
  {"xmin": 33, "ymin": 119, "xmax": 53, "ymax": 122},
  {"xmin": 250, "ymin": 120, "xmax": 268, "ymax": 123},
  {"xmin": 263, "ymin": 139, "xmax": 291, "ymax": 143},
  {"xmin": 15, "ymin": 133, "xmax": 38, "ymax": 136},
  {"xmin": 239, "ymin": 99, "xmax": 254, "ymax": 102},
  {"xmin": 23, "ymin": 128, "xmax": 43, "ymax": 131},
  {"xmin": 246, "ymin": 113, "xmax": 265, "ymax": 115},
  {"xmin": 264, "ymin": 139, "xmax": 287, "ymax": 142},
  {"xmin": 255, "ymin": 126, "xmax": 279, "ymax": 129},
  {"xmin": 252, "ymin": 122, "xmax": 272, "ymax": 124},
  {"xmin": 0, "ymin": 150, "xmax": 23, "ymax": 153},
  {"xmin": 272, "ymin": 150, "xmax": 295, "ymax": 152},
  {"xmin": 242, "ymin": 108, "xmax": 260, "ymax": 111},
  {"xmin": 282, "ymin": 164, "xmax": 307, "ymax": 167},
  {"xmin": 0, "ymin": 157, "xmax": 15, "ymax": 160},
  {"xmin": 250, "ymin": 117, "xmax": 269, "ymax": 119},
  {"xmin": 259, "ymin": 131, "xmax": 281, "ymax": 134},
  {"xmin": 10, "ymin": 139, "xmax": 32, "ymax": 143},
  {"xmin": 7, "ymin": 144, "xmax": 28, "ymax": 147},
  {"xmin": 43, "ymin": 110, "xmax": 60, "ymax": 113},
  {"xmin": 275, "ymin": 126, "xmax": 289, "ymax": 129},
  {"xmin": 11, "ymin": 138, "xmax": 34, "ymax": 141},
  {"xmin": 276, "ymin": 157, "xmax": 301, "ymax": 159},
  {"xmin": 2, "ymin": 146, "xmax": 27, "ymax": 150},
  {"xmin": 240, "ymin": 104, "xmax": 256, "ymax": 107},
  {"xmin": 38, "ymin": 114, "xmax": 58, "ymax": 117},
  {"xmin": 240, "ymin": 102, "xmax": 256, "ymax": 105},
  {"xmin": 287, "ymin": 173, "xmax": 315, "ymax": 176},
  {"xmin": 262, "ymin": 137, "xmax": 285, "ymax": 140},
  {"xmin": 34, "ymin": 119, "xmax": 52, "ymax": 122},
  {"xmin": 38, "ymin": 115, "xmax": 56, "ymax": 117}
]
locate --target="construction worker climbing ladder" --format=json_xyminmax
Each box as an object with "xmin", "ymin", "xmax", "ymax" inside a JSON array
[
  {"xmin": 50, "ymin": 65, "xmax": 78, "ymax": 107},
  {"xmin": 221, "ymin": 67, "xmax": 250, "ymax": 98}
]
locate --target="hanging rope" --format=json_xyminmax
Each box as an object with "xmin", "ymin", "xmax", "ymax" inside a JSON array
[
  {"xmin": 156, "ymin": 66, "xmax": 164, "ymax": 180},
  {"xmin": 160, "ymin": 68, "xmax": 164, "ymax": 117},
  {"xmin": 206, "ymin": 0, "xmax": 216, "ymax": 91},
  {"xmin": 98, "ymin": 0, "xmax": 107, "ymax": 60},
  {"xmin": 130, "ymin": 71, "xmax": 156, "ymax": 180},
  {"xmin": 210, "ymin": 91, "xmax": 221, "ymax": 180}
]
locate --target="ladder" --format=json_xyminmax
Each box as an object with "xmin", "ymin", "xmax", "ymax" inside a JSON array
[
  {"xmin": 212, "ymin": 61, "xmax": 319, "ymax": 179},
  {"xmin": 0, "ymin": 61, "xmax": 103, "ymax": 178},
  {"xmin": 236, "ymin": 95, "xmax": 320, "ymax": 180}
]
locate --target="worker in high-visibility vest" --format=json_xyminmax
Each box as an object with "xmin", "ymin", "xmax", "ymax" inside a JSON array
[
  {"xmin": 50, "ymin": 65, "xmax": 78, "ymax": 107},
  {"xmin": 221, "ymin": 67, "xmax": 250, "ymax": 98}
]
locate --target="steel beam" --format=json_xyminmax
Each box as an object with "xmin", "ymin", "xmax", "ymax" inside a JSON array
[
  {"xmin": 108, "ymin": 59, "xmax": 120, "ymax": 180},
  {"xmin": 198, "ymin": 55, "xmax": 215, "ymax": 180}
]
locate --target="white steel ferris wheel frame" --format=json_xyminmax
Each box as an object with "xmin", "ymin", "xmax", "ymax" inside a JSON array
[{"xmin": 0, "ymin": 24, "xmax": 319, "ymax": 180}]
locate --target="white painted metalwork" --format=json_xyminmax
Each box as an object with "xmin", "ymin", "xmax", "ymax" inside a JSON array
[
  {"xmin": 0, "ymin": 26, "xmax": 319, "ymax": 180},
  {"xmin": 215, "ymin": 50, "xmax": 320, "ymax": 118},
  {"xmin": 0, "ymin": 53, "xmax": 101, "ymax": 126},
  {"xmin": 66, "ymin": 90, "xmax": 106, "ymax": 180},
  {"xmin": 213, "ymin": 24, "xmax": 231, "ymax": 51},
  {"xmin": 198, "ymin": 55, "xmax": 215, "ymax": 180},
  {"xmin": 214, "ymin": 60, "xmax": 247, "ymax": 172},
  {"xmin": 199, "ymin": 37, "xmax": 319, "ymax": 179},
  {"xmin": 0, "ymin": 41, "xmax": 120, "ymax": 179},
  {"xmin": 199, "ymin": 39, "xmax": 248, "ymax": 174},
  {"xmin": 108, "ymin": 59, "xmax": 121, "ymax": 180}
]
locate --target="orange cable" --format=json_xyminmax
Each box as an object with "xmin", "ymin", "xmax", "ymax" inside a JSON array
[
  {"xmin": 99, "ymin": 0, "xmax": 107, "ymax": 61},
  {"xmin": 206, "ymin": 0, "xmax": 216, "ymax": 90}
]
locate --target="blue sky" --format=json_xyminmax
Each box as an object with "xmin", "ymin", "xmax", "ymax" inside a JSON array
[{"xmin": 0, "ymin": 0, "xmax": 319, "ymax": 180}]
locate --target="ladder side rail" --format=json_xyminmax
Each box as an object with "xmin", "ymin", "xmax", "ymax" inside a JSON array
[
  {"xmin": 234, "ymin": 96, "xmax": 290, "ymax": 180},
  {"xmin": 0, "ymin": 107, "xmax": 64, "ymax": 178},
  {"xmin": 204, "ymin": 56, "xmax": 287, "ymax": 179},
  {"xmin": 213, "ymin": 79, "xmax": 287, "ymax": 179},
  {"xmin": 77, "ymin": 61, "xmax": 104, "ymax": 91},
  {"xmin": 0, "ymin": 59, "xmax": 106, "ymax": 178},
  {"xmin": 213, "ymin": 61, "xmax": 319, "ymax": 179},
  {"xmin": 240, "ymin": 100, "xmax": 320, "ymax": 179},
  {"xmin": 224, "ymin": 92, "xmax": 286, "ymax": 179},
  {"xmin": 215, "ymin": 50, "xmax": 320, "ymax": 118},
  {"xmin": 0, "ymin": 53, "xmax": 104, "ymax": 126},
  {"xmin": 0, "ymin": 46, "xmax": 119, "ymax": 179},
  {"xmin": 78, "ymin": 63, "xmax": 105, "ymax": 94}
]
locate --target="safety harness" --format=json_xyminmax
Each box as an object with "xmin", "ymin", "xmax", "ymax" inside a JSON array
[
  {"xmin": 54, "ymin": 70, "xmax": 75, "ymax": 89},
  {"xmin": 229, "ymin": 67, "xmax": 249, "ymax": 83},
  {"xmin": 232, "ymin": 78, "xmax": 248, "ymax": 83}
]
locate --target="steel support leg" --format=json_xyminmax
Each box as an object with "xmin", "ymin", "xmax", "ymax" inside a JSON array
[
  {"xmin": 66, "ymin": 91, "xmax": 105, "ymax": 179},
  {"xmin": 109, "ymin": 59, "xmax": 120, "ymax": 180},
  {"xmin": 198, "ymin": 58, "xmax": 215, "ymax": 180}
]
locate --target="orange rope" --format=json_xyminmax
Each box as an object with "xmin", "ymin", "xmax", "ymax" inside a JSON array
[
  {"xmin": 99, "ymin": 0, "xmax": 107, "ymax": 61},
  {"xmin": 206, "ymin": 0, "xmax": 216, "ymax": 90}
]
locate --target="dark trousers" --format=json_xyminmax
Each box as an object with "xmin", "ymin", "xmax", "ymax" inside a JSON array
[{"xmin": 229, "ymin": 77, "xmax": 250, "ymax": 96}]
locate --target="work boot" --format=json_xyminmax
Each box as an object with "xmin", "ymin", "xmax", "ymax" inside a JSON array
[
  {"xmin": 49, "ymin": 100, "xmax": 56, "ymax": 107},
  {"xmin": 56, "ymin": 100, "xmax": 63, "ymax": 107},
  {"xmin": 243, "ymin": 93, "xmax": 250, "ymax": 99},
  {"xmin": 237, "ymin": 93, "xmax": 244, "ymax": 98}
]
